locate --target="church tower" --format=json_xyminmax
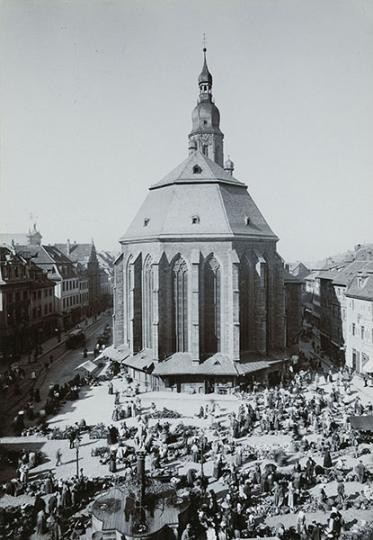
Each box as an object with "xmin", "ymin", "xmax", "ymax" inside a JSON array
[
  {"xmin": 188, "ymin": 48, "xmax": 224, "ymax": 167},
  {"xmin": 113, "ymin": 47, "xmax": 297, "ymax": 393}
]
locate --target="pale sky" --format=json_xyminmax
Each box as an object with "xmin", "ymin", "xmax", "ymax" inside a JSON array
[{"xmin": 0, "ymin": 0, "xmax": 372, "ymax": 263}]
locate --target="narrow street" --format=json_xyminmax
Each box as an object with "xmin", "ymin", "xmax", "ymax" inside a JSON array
[{"xmin": 0, "ymin": 312, "xmax": 112, "ymax": 436}]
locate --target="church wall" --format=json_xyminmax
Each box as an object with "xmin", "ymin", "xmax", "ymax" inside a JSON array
[
  {"xmin": 113, "ymin": 254, "xmax": 124, "ymax": 348},
  {"xmin": 116, "ymin": 237, "xmax": 287, "ymax": 362},
  {"xmin": 285, "ymin": 281, "xmax": 303, "ymax": 352},
  {"xmin": 232, "ymin": 239, "xmax": 286, "ymax": 354},
  {"xmin": 274, "ymin": 259, "xmax": 286, "ymax": 351}
]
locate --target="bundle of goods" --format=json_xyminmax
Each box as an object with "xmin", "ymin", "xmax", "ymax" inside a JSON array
[
  {"xmin": 89, "ymin": 423, "xmax": 108, "ymax": 440},
  {"xmin": 48, "ymin": 426, "xmax": 75, "ymax": 440},
  {"xmin": 91, "ymin": 446, "xmax": 109, "ymax": 457},
  {"xmin": 151, "ymin": 407, "xmax": 182, "ymax": 419},
  {"xmin": 20, "ymin": 426, "xmax": 45, "ymax": 437}
]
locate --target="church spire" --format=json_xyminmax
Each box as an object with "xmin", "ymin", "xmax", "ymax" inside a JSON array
[
  {"xmin": 198, "ymin": 47, "xmax": 213, "ymax": 95},
  {"xmin": 188, "ymin": 46, "xmax": 224, "ymax": 167}
]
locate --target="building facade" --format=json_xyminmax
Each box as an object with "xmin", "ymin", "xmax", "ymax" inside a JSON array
[
  {"xmin": 17, "ymin": 244, "xmax": 81, "ymax": 330},
  {"xmin": 0, "ymin": 244, "xmax": 58, "ymax": 358},
  {"xmin": 28, "ymin": 261, "xmax": 57, "ymax": 348},
  {"xmin": 55, "ymin": 241, "xmax": 111, "ymax": 314},
  {"xmin": 0, "ymin": 246, "xmax": 32, "ymax": 357},
  {"xmin": 113, "ymin": 51, "xmax": 300, "ymax": 390},
  {"xmin": 345, "ymin": 263, "xmax": 373, "ymax": 373},
  {"xmin": 303, "ymin": 246, "xmax": 373, "ymax": 371}
]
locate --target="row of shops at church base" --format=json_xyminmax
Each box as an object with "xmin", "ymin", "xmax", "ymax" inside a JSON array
[{"xmin": 99, "ymin": 346, "xmax": 297, "ymax": 394}]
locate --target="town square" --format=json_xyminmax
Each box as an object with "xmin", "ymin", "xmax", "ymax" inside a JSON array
[{"xmin": 1, "ymin": 1, "xmax": 373, "ymax": 539}]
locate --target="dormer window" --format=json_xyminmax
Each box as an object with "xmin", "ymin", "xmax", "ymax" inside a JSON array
[
  {"xmin": 245, "ymin": 216, "xmax": 250, "ymax": 225},
  {"xmin": 143, "ymin": 218, "xmax": 150, "ymax": 227},
  {"xmin": 192, "ymin": 215, "xmax": 200, "ymax": 225},
  {"xmin": 193, "ymin": 165, "xmax": 202, "ymax": 174}
]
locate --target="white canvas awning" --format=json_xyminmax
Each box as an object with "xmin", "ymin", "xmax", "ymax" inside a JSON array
[
  {"xmin": 95, "ymin": 345, "xmax": 130, "ymax": 363},
  {"xmin": 75, "ymin": 360, "xmax": 99, "ymax": 374},
  {"xmin": 363, "ymin": 359, "xmax": 373, "ymax": 373}
]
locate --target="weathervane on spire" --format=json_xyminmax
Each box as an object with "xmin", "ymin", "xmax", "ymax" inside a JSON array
[{"xmin": 202, "ymin": 33, "xmax": 207, "ymax": 53}]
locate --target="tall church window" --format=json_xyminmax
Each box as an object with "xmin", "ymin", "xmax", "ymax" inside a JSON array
[
  {"xmin": 172, "ymin": 256, "xmax": 188, "ymax": 352},
  {"xmin": 125, "ymin": 255, "xmax": 133, "ymax": 344},
  {"xmin": 202, "ymin": 144, "xmax": 208, "ymax": 156},
  {"xmin": 239, "ymin": 260, "xmax": 254, "ymax": 355},
  {"xmin": 133, "ymin": 255, "xmax": 143, "ymax": 354},
  {"xmin": 200, "ymin": 256, "xmax": 221, "ymax": 356},
  {"xmin": 142, "ymin": 256, "xmax": 153, "ymax": 349}
]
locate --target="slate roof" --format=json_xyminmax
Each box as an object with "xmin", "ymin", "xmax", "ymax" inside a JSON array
[
  {"xmin": 150, "ymin": 151, "xmax": 245, "ymax": 189},
  {"xmin": 284, "ymin": 268, "xmax": 304, "ymax": 284},
  {"xmin": 288, "ymin": 262, "xmax": 310, "ymax": 280},
  {"xmin": 346, "ymin": 261, "xmax": 373, "ymax": 301},
  {"xmin": 332, "ymin": 261, "xmax": 371, "ymax": 286},
  {"xmin": 152, "ymin": 352, "xmax": 285, "ymax": 377},
  {"xmin": 55, "ymin": 243, "xmax": 93, "ymax": 264},
  {"xmin": 152, "ymin": 352, "xmax": 238, "ymax": 377},
  {"xmin": 121, "ymin": 151, "xmax": 277, "ymax": 243},
  {"xmin": 15, "ymin": 245, "xmax": 77, "ymax": 278},
  {"xmin": 97, "ymin": 250, "xmax": 116, "ymax": 270}
]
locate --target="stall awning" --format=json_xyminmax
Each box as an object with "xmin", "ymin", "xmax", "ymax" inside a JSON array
[
  {"xmin": 95, "ymin": 345, "xmax": 130, "ymax": 363},
  {"xmin": 363, "ymin": 359, "xmax": 373, "ymax": 373},
  {"xmin": 349, "ymin": 415, "xmax": 373, "ymax": 431},
  {"xmin": 75, "ymin": 360, "xmax": 99, "ymax": 374}
]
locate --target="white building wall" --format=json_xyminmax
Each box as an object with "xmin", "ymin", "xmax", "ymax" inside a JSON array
[{"xmin": 346, "ymin": 296, "xmax": 373, "ymax": 372}]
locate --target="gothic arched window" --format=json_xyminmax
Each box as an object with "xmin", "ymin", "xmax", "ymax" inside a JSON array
[
  {"xmin": 200, "ymin": 256, "xmax": 221, "ymax": 357},
  {"xmin": 172, "ymin": 256, "xmax": 188, "ymax": 352},
  {"xmin": 239, "ymin": 258, "xmax": 254, "ymax": 355},
  {"xmin": 125, "ymin": 255, "xmax": 133, "ymax": 344},
  {"xmin": 142, "ymin": 256, "xmax": 153, "ymax": 349}
]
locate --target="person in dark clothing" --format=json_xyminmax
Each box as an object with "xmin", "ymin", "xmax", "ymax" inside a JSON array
[
  {"xmin": 310, "ymin": 521, "xmax": 322, "ymax": 540},
  {"xmin": 69, "ymin": 430, "xmax": 76, "ymax": 449},
  {"xmin": 124, "ymin": 494, "xmax": 135, "ymax": 521}
]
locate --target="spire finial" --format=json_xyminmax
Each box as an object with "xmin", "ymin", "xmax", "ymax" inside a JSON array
[{"xmin": 202, "ymin": 33, "xmax": 207, "ymax": 55}]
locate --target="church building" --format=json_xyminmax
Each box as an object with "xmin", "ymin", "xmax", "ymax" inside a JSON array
[{"xmin": 113, "ymin": 50, "xmax": 301, "ymax": 393}]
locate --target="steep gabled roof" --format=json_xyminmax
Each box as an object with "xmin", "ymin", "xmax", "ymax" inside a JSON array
[
  {"xmin": 55, "ymin": 243, "xmax": 93, "ymax": 265},
  {"xmin": 346, "ymin": 261, "xmax": 373, "ymax": 301},
  {"xmin": 15, "ymin": 245, "xmax": 77, "ymax": 279},
  {"xmin": 332, "ymin": 260, "xmax": 370, "ymax": 286}
]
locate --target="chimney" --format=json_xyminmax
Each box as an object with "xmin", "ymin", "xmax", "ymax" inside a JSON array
[{"xmin": 67, "ymin": 238, "xmax": 71, "ymax": 255}]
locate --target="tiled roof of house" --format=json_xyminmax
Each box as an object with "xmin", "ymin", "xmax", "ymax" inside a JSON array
[
  {"xmin": 346, "ymin": 261, "xmax": 373, "ymax": 301},
  {"xmin": 15, "ymin": 245, "xmax": 77, "ymax": 279},
  {"xmin": 55, "ymin": 243, "xmax": 93, "ymax": 265},
  {"xmin": 331, "ymin": 261, "xmax": 370, "ymax": 286},
  {"xmin": 288, "ymin": 262, "xmax": 310, "ymax": 280}
]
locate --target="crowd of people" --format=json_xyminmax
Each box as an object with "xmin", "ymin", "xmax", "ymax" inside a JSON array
[
  {"xmin": 1, "ymin": 348, "xmax": 373, "ymax": 539},
  {"xmin": 93, "ymin": 366, "xmax": 373, "ymax": 539}
]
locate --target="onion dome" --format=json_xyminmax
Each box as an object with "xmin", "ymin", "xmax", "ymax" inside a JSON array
[
  {"xmin": 198, "ymin": 48, "xmax": 213, "ymax": 88},
  {"xmin": 191, "ymin": 100, "xmax": 220, "ymax": 131}
]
